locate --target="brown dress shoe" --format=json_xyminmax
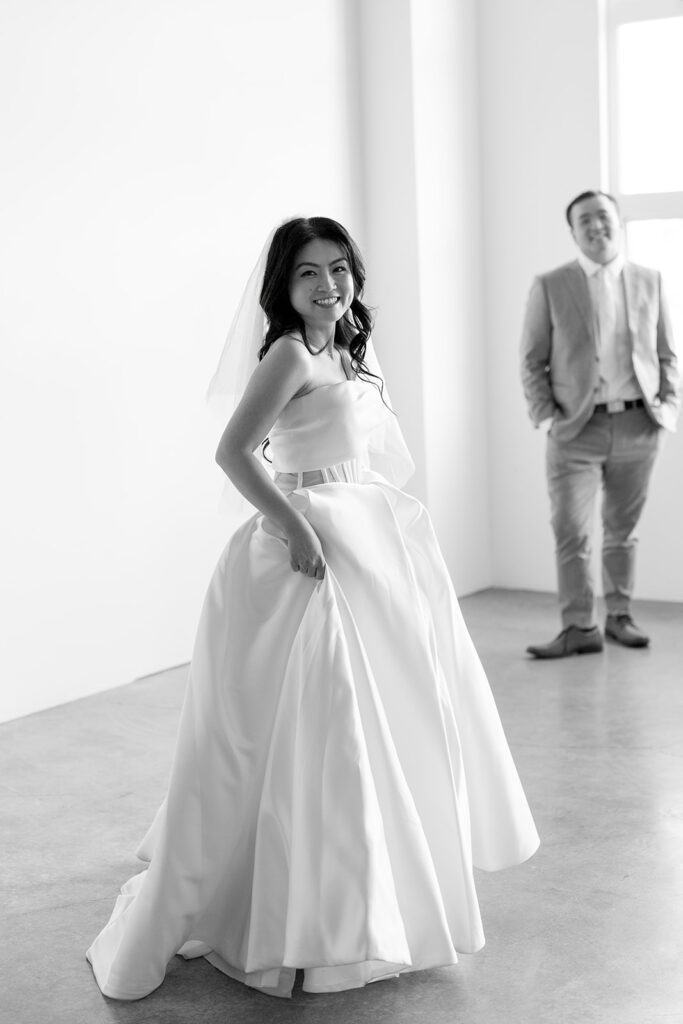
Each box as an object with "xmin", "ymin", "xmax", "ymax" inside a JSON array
[
  {"xmin": 605, "ymin": 614, "xmax": 650, "ymax": 648},
  {"xmin": 526, "ymin": 625, "xmax": 603, "ymax": 659}
]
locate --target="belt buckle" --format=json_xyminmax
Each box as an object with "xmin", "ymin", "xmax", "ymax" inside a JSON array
[{"xmin": 606, "ymin": 399, "xmax": 626, "ymax": 413}]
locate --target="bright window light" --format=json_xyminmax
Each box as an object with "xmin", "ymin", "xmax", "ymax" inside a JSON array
[{"xmin": 617, "ymin": 17, "xmax": 683, "ymax": 194}]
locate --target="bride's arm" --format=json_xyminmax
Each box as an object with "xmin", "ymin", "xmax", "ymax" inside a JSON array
[{"xmin": 215, "ymin": 337, "xmax": 326, "ymax": 578}]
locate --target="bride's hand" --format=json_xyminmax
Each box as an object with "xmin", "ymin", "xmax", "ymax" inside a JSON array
[{"xmin": 286, "ymin": 518, "xmax": 326, "ymax": 579}]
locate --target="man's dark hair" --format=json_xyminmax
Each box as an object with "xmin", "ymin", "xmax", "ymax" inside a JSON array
[{"xmin": 565, "ymin": 190, "xmax": 620, "ymax": 227}]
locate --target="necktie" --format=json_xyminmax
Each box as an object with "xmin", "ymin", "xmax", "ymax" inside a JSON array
[
  {"xmin": 596, "ymin": 267, "xmax": 611, "ymax": 352},
  {"xmin": 595, "ymin": 267, "xmax": 616, "ymax": 396}
]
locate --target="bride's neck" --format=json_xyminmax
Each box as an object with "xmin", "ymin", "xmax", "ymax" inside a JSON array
[{"xmin": 306, "ymin": 327, "xmax": 336, "ymax": 354}]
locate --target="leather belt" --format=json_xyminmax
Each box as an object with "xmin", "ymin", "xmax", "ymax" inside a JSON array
[{"xmin": 594, "ymin": 398, "xmax": 645, "ymax": 414}]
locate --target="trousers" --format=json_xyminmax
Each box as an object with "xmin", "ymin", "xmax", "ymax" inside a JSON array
[{"xmin": 546, "ymin": 406, "xmax": 660, "ymax": 628}]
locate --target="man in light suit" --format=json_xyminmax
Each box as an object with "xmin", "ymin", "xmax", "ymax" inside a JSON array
[{"xmin": 521, "ymin": 190, "xmax": 679, "ymax": 658}]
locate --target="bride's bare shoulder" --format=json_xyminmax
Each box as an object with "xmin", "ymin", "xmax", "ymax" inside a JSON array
[
  {"xmin": 258, "ymin": 334, "xmax": 314, "ymax": 396},
  {"xmin": 263, "ymin": 333, "xmax": 310, "ymax": 365}
]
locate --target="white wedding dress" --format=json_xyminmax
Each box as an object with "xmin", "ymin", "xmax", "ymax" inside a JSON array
[{"xmin": 87, "ymin": 378, "xmax": 539, "ymax": 1000}]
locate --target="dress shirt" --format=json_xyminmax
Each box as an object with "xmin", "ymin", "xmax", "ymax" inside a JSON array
[{"xmin": 577, "ymin": 250, "xmax": 642, "ymax": 404}]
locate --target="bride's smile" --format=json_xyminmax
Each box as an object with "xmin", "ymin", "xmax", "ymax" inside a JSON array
[{"xmin": 289, "ymin": 237, "xmax": 354, "ymax": 345}]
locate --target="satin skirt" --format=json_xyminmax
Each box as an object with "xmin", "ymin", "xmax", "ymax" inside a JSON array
[{"xmin": 86, "ymin": 468, "xmax": 539, "ymax": 1000}]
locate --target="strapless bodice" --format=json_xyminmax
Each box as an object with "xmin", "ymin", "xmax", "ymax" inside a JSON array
[{"xmin": 268, "ymin": 380, "xmax": 389, "ymax": 474}]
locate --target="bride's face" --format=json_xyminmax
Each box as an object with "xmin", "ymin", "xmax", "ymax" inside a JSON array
[{"xmin": 288, "ymin": 238, "xmax": 354, "ymax": 333}]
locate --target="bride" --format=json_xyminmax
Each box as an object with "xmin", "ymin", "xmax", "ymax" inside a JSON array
[{"xmin": 87, "ymin": 216, "xmax": 539, "ymax": 1001}]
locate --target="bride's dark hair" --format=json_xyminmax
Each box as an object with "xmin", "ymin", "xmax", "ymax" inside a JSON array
[{"xmin": 258, "ymin": 216, "xmax": 382, "ymax": 393}]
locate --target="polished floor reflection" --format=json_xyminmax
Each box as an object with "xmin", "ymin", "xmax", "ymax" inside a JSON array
[{"xmin": 2, "ymin": 589, "xmax": 682, "ymax": 1024}]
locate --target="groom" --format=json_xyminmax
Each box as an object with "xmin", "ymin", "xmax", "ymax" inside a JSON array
[{"xmin": 520, "ymin": 190, "xmax": 679, "ymax": 659}]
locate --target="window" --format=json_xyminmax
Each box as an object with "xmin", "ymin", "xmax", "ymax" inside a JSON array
[{"xmin": 604, "ymin": 0, "xmax": 683, "ymax": 336}]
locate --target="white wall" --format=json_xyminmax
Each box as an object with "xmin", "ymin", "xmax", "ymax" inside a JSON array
[
  {"xmin": 4, "ymin": 0, "xmax": 679, "ymax": 724},
  {"xmin": 478, "ymin": 0, "xmax": 683, "ymax": 602},
  {"xmin": 410, "ymin": 0, "xmax": 491, "ymax": 592},
  {"xmin": 356, "ymin": 0, "xmax": 491, "ymax": 594},
  {"xmin": 354, "ymin": 0, "xmax": 428, "ymax": 501},
  {"xmin": 0, "ymin": 0, "xmax": 363, "ymax": 723}
]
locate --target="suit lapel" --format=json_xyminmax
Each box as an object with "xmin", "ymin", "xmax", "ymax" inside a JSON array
[{"xmin": 564, "ymin": 261, "xmax": 594, "ymax": 338}]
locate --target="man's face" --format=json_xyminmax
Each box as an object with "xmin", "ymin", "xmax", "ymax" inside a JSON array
[{"xmin": 569, "ymin": 195, "xmax": 621, "ymax": 265}]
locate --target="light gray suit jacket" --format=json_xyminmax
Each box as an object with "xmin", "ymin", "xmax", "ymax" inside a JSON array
[{"xmin": 520, "ymin": 259, "xmax": 680, "ymax": 441}]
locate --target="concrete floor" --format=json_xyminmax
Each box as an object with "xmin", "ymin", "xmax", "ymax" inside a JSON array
[{"xmin": 2, "ymin": 589, "xmax": 683, "ymax": 1024}]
